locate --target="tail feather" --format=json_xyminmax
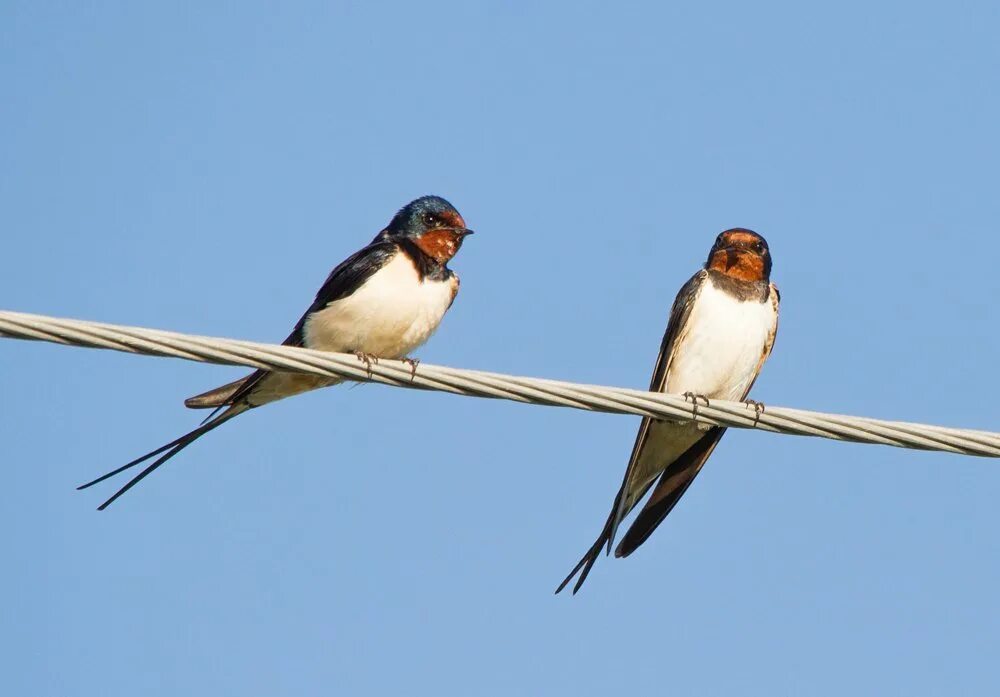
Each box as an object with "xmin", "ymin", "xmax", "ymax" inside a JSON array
[
  {"xmin": 555, "ymin": 533, "xmax": 607, "ymax": 595},
  {"xmin": 555, "ymin": 497, "xmax": 625, "ymax": 595},
  {"xmin": 557, "ymin": 453, "xmax": 657, "ymax": 594},
  {"xmin": 184, "ymin": 376, "xmax": 254, "ymax": 409},
  {"xmin": 614, "ymin": 428, "xmax": 725, "ymax": 558},
  {"xmin": 557, "ymin": 428, "xmax": 727, "ymax": 593},
  {"xmin": 78, "ymin": 404, "xmax": 248, "ymax": 510}
]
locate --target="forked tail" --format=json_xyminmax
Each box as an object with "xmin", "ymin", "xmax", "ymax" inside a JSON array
[{"xmin": 77, "ymin": 404, "xmax": 249, "ymax": 510}]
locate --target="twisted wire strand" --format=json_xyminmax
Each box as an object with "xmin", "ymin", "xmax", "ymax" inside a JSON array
[{"xmin": 1, "ymin": 310, "xmax": 998, "ymax": 458}]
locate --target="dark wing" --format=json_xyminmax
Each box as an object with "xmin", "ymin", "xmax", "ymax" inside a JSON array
[
  {"xmin": 79, "ymin": 239, "xmax": 404, "ymax": 509},
  {"xmin": 556, "ymin": 270, "xmax": 708, "ymax": 594},
  {"xmin": 607, "ymin": 269, "xmax": 710, "ymax": 547},
  {"xmin": 739, "ymin": 282, "xmax": 779, "ymax": 397},
  {"xmin": 282, "ymin": 238, "xmax": 402, "ymax": 346},
  {"xmin": 613, "ymin": 281, "xmax": 780, "ymax": 557},
  {"xmin": 613, "ymin": 427, "xmax": 724, "ymax": 557},
  {"xmin": 189, "ymin": 240, "xmax": 402, "ymax": 411}
]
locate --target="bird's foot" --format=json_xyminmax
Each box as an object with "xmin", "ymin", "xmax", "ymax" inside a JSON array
[
  {"xmin": 683, "ymin": 391, "xmax": 710, "ymax": 420},
  {"xmin": 744, "ymin": 399, "xmax": 765, "ymax": 426},
  {"xmin": 355, "ymin": 351, "xmax": 379, "ymax": 378},
  {"xmin": 400, "ymin": 356, "xmax": 420, "ymax": 381}
]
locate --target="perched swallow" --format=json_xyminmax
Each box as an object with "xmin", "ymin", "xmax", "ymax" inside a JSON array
[
  {"xmin": 79, "ymin": 195, "xmax": 473, "ymax": 509},
  {"xmin": 556, "ymin": 229, "xmax": 779, "ymax": 593}
]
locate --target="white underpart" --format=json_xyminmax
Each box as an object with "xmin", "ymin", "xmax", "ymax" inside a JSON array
[
  {"xmin": 246, "ymin": 251, "xmax": 456, "ymax": 407},
  {"xmin": 629, "ymin": 275, "xmax": 777, "ymax": 499},
  {"xmin": 664, "ymin": 277, "xmax": 774, "ymax": 400},
  {"xmin": 303, "ymin": 251, "xmax": 456, "ymax": 358}
]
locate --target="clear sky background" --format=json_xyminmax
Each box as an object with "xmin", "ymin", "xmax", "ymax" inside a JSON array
[{"xmin": 3, "ymin": 2, "xmax": 999, "ymax": 695}]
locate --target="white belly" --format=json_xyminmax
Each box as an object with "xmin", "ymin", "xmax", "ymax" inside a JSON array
[
  {"xmin": 664, "ymin": 278, "xmax": 774, "ymax": 401},
  {"xmin": 302, "ymin": 251, "xmax": 456, "ymax": 359},
  {"xmin": 628, "ymin": 277, "xmax": 776, "ymax": 499}
]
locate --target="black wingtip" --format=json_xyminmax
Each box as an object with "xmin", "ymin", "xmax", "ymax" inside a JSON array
[{"xmin": 612, "ymin": 428, "xmax": 726, "ymax": 559}]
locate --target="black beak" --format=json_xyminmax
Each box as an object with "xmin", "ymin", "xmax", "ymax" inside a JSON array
[
  {"xmin": 457, "ymin": 228, "xmax": 474, "ymax": 237},
  {"xmin": 723, "ymin": 246, "xmax": 740, "ymax": 269}
]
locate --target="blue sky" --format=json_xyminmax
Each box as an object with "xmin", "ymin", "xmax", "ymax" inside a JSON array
[{"xmin": 3, "ymin": 2, "xmax": 999, "ymax": 695}]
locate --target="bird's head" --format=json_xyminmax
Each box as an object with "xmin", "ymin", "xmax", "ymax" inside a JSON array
[
  {"xmin": 385, "ymin": 195, "xmax": 474, "ymax": 264},
  {"xmin": 705, "ymin": 228, "xmax": 772, "ymax": 282}
]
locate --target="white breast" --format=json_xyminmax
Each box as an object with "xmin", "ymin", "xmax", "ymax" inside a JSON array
[
  {"xmin": 303, "ymin": 251, "xmax": 457, "ymax": 359},
  {"xmin": 628, "ymin": 276, "xmax": 777, "ymax": 498},
  {"xmin": 664, "ymin": 276, "xmax": 775, "ymax": 401}
]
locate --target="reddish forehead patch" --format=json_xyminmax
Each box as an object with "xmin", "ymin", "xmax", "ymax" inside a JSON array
[
  {"xmin": 439, "ymin": 210, "xmax": 466, "ymax": 229},
  {"xmin": 719, "ymin": 229, "xmax": 761, "ymax": 247}
]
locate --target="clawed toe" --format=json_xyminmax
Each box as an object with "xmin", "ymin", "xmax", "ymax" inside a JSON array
[
  {"xmin": 354, "ymin": 351, "xmax": 379, "ymax": 378},
  {"xmin": 401, "ymin": 356, "xmax": 420, "ymax": 381},
  {"xmin": 744, "ymin": 399, "xmax": 765, "ymax": 426},
  {"xmin": 683, "ymin": 391, "xmax": 710, "ymax": 419}
]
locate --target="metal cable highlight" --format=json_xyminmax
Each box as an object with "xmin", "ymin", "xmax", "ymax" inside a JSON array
[{"xmin": 2, "ymin": 309, "xmax": 998, "ymax": 458}]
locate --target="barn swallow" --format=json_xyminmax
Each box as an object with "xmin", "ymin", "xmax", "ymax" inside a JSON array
[
  {"xmin": 556, "ymin": 229, "xmax": 779, "ymax": 594},
  {"xmin": 78, "ymin": 195, "xmax": 473, "ymax": 510}
]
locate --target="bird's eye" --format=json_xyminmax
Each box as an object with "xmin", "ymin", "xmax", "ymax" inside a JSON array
[
  {"xmin": 424, "ymin": 213, "xmax": 437, "ymax": 226},
  {"xmin": 754, "ymin": 240, "xmax": 766, "ymax": 253}
]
